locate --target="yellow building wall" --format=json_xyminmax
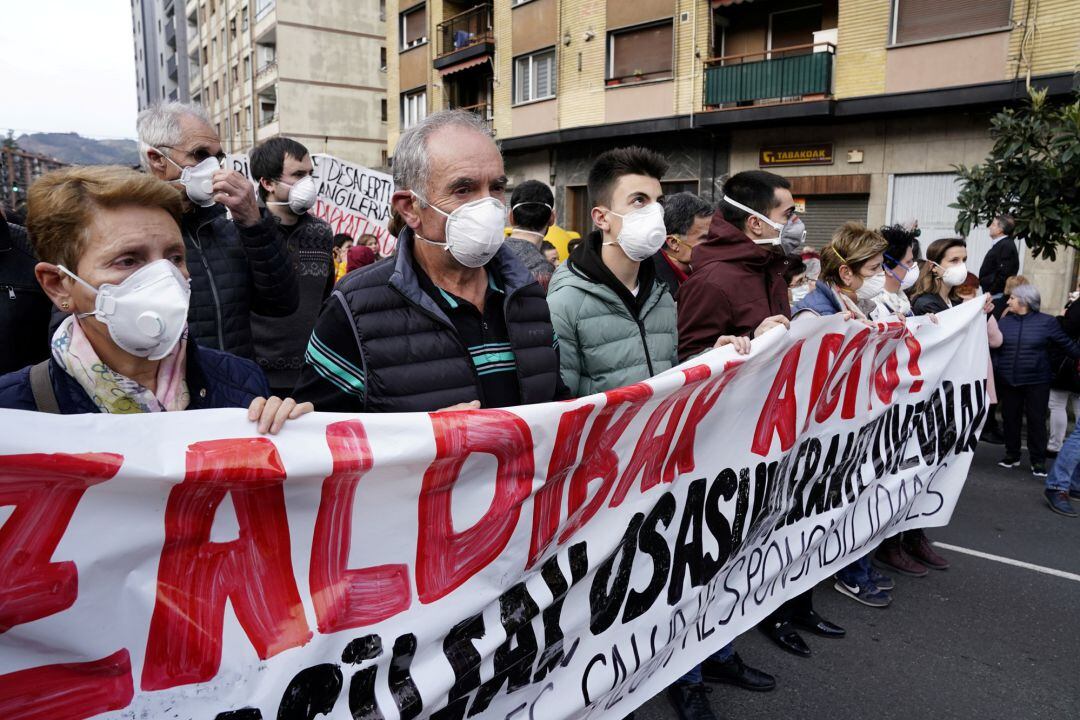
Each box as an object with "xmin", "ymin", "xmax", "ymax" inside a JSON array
[
  {"xmin": 556, "ymin": 0, "xmax": 606, "ymax": 130},
  {"xmin": 1007, "ymin": 0, "xmax": 1080, "ymax": 79},
  {"xmin": 833, "ymin": 0, "xmax": 889, "ymax": 99},
  {"xmin": 492, "ymin": 1, "xmax": 513, "ymax": 138}
]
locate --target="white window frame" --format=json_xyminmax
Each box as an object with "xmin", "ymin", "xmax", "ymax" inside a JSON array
[
  {"xmin": 513, "ymin": 48, "xmax": 556, "ymax": 106},
  {"xmin": 400, "ymin": 6, "xmax": 427, "ymax": 51},
  {"xmin": 402, "ymin": 89, "xmax": 427, "ymax": 129}
]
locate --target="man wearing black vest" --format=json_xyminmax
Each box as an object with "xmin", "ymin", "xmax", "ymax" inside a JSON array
[{"xmin": 294, "ymin": 110, "xmax": 568, "ymax": 411}]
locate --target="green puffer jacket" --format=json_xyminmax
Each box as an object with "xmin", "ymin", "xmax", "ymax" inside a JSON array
[{"xmin": 547, "ymin": 260, "xmax": 679, "ymax": 398}]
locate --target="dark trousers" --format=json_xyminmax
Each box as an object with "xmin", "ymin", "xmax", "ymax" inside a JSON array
[
  {"xmin": 766, "ymin": 589, "xmax": 813, "ymax": 625},
  {"xmin": 999, "ymin": 381, "xmax": 1051, "ymax": 464}
]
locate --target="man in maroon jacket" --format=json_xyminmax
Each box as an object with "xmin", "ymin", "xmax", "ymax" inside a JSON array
[
  {"xmin": 677, "ymin": 170, "xmax": 845, "ymax": 660},
  {"xmin": 677, "ymin": 170, "xmax": 795, "ymax": 361}
]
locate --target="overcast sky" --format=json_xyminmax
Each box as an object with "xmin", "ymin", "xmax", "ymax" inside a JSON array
[{"xmin": 1, "ymin": 1, "xmax": 138, "ymax": 139}]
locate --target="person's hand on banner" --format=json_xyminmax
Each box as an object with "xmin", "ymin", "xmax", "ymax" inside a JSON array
[
  {"xmin": 247, "ymin": 396, "xmax": 314, "ymax": 435},
  {"xmin": 753, "ymin": 315, "xmax": 790, "ymax": 337},
  {"xmin": 714, "ymin": 335, "xmax": 751, "ymax": 355},
  {"xmin": 436, "ymin": 400, "xmax": 482, "ymax": 412},
  {"xmin": 213, "ymin": 168, "xmax": 261, "ymax": 226}
]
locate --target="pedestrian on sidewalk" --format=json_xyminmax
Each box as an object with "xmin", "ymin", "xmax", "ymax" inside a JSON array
[
  {"xmin": 1047, "ymin": 294, "xmax": 1080, "ymax": 456},
  {"xmin": 994, "ymin": 283, "xmax": 1080, "ymax": 477}
]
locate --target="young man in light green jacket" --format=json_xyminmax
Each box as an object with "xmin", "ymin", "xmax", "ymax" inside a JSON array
[{"xmin": 546, "ymin": 147, "xmax": 679, "ymax": 398}]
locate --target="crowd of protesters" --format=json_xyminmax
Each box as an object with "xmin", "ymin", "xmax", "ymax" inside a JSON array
[{"xmin": 2, "ymin": 102, "xmax": 1079, "ymax": 720}]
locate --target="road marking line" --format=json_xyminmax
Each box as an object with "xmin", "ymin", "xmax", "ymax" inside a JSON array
[{"xmin": 932, "ymin": 542, "xmax": 1080, "ymax": 582}]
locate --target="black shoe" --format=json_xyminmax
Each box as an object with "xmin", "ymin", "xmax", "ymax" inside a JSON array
[
  {"xmin": 666, "ymin": 682, "xmax": 719, "ymax": 720},
  {"xmin": 790, "ymin": 609, "xmax": 846, "ymax": 638},
  {"xmin": 1032, "ymin": 463, "xmax": 1048, "ymax": 478},
  {"xmin": 702, "ymin": 653, "xmax": 777, "ymax": 691},
  {"xmin": 1069, "ymin": 489, "xmax": 1080, "ymax": 501},
  {"xmin": 981, "ymin": 429, "xmax": 1004, "ymax": 445},
  {"xmin": 997, "ymin": 456, "xmax": 1021, "ymax": 469},
  {"xmin": 759, "ymin": 620, "xmax": 811, "ymax": 657}
]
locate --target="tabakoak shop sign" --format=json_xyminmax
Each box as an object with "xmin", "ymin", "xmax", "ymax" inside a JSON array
[{"xmin": 759, "ymin": 144, "xmax": 834, "ymax": 168}]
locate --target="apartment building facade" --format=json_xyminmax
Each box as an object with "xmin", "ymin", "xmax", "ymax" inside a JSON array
[
  {"xmin": 134, "ymin": 0, "xmax": 388, "ymax": 168},
  {"xmin": 0, "ymin": 147, "xmax": 68, "ymax": 212},
  {"xmin": 387, "ymin": 0, "xmax": 1079, "ymax": 309},
  {"xmin": 132, "ymin": 0, "xmax": 192, "ymax": 109}
]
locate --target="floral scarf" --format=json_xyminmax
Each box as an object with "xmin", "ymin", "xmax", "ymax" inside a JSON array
[{"xmin": 51, "ymin": 315, "xmax": 190, "ymax": 413}]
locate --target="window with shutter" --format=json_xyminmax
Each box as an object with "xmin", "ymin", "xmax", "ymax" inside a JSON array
[
  {"xmin": 892, "ymin": 0, "xmax": 1012, "ymax": 45},
  {"xmin": 401, "ymin": 6, "xmax": 428, "ymax": 50},
  {"xmin": 608, "ymin": 21, "xmax": 674, "ymax": 83}
]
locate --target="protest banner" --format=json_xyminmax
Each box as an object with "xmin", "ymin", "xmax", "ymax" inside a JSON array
[
  {"xmin": 222, "ymin": 152, "xmax": 396, "ymax": 256},
  {"xmin": 0, "ymin": 301, "xmax": 989, "ymax": 720},
  {"xmin": 310, "ymin": 153, "xmax": 396, "ymax": 257}
]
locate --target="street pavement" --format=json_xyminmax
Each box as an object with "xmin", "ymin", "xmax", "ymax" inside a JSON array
[{"xmin": 636, "ymin": 441, "xmax": 1080, "ymax": 720}]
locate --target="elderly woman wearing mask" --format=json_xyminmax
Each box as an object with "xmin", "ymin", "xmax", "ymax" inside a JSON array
[
  {"xmin": 0, "ymin": 165, "xmax": 311, "ymax": 433},
  {"xmin": 995, "ymin": 283, "xmax": 1080, "ymax": 479}
]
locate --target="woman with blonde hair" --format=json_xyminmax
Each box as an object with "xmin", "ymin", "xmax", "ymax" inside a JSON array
[
  {"xmin": 0, "ymin": 165, "xmax": 311, "ymax": 433},
  {"xmin": 793, "ymin": 221, "xmax": 889, "ymax": 322},
  {"xmin": 793, "ymin": 222, "xmax": 899, "ymax": 607}
]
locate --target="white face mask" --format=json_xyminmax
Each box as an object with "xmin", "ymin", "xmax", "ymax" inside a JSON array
[
  {"xmin": 856, "ymin": 271, "xmax": 887, "ymax": 301},
  {"xmin": 412, "ymin": 193, "xmax": 507, "ymax": 268},
  {"xmin": 721, "ymin": 195, "xmax": 806, "ymax": 255},
  {"xmin": 602, "ymin": 202, "xmax": 667, "ymax": 262},
  {"xmin": 58, "ymin": 259, "xmax": 191, "ymax": 360},
  {"xmin": 791, "ymin": 284, "xmax": 810, "ymax": 303},
  {"xmin": 159, "ymin": 151, "xmax": 220, "ymax": 207},
  {"xmin": 933, "ymin": 261, "xmax": 968, "ymax": 287},
  {"xmin": 898, "ymin": 261, "xmax": 919, "ymax": 291},
  {"xmin": 266, "ymin": 175, "xmax": 318, "ymax": 215}
]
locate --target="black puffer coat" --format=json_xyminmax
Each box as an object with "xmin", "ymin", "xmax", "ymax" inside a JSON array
[
  {"xmin": 181, "ymin": 204, "xmax": 298, "ymax": 358},
  {"xmin": 1050, "ymin": 300, "xmax": 1080, "ymax": 392},
  {"xmin": 0, "ymin": 221, "xmax": 52, "ymax": 374},
  {"xmin": 994, "ymin": 310, "xmax": 1080, "ymax": 387}
]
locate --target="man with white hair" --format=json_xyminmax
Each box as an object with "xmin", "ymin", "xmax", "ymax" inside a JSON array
[
  {"xmin": 294, "ymin": 110, "xmax": 568, "ymax": 412},
  {"xmin": 137, "ymin": 101, "xmax": 298, "ymax": 358}
]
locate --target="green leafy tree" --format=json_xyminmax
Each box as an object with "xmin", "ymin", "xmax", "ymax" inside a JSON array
[
  {"xmin": 952, "ymin": 88, "xmax": 1080, "ymax": 261},
  {"xmin": 1, "ymin": 129, "xmax": 18, "ymax": 151}
]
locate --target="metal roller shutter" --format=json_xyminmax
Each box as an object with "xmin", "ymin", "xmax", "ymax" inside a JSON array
[{"xmin": 797, "ymin": 195, "xmax": 869, "ymax": 247}]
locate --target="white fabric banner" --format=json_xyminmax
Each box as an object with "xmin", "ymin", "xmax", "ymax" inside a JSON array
[
  {"xmin": 310, "ymin": 154, "xmax": 396, "ymax": 257},
  {"xmin": 223, "ymin": 152, "xmax": 396, "ymax": 256},
  {"xmin": 0, "ymin": 301, "xmax": 989, "ymax": 720}
]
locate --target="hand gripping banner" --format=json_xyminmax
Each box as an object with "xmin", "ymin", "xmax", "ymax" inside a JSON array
[{"xmin": 0, "ymin": 301, "xmax": 989, "ymax": 720}]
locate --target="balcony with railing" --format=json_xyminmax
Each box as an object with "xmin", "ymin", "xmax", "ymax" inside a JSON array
[
  {"xmin": 702, "ymin": 42, "xmax": 834, "ymax": 110},
  {"xmin": 453, "ymin": 100, "xmax": 493, "ymax": 129},
  {"xmin": 434, "ymin": 3, "xmax": 494, "ymax": 69},
  {"xmin": 166, "ymin": 55, "xmax": 178, "ymax": 80},
  {"xmin": 255, "ymin": 60, "xmax": 278, "ymax": 89},
  {"xmin": 164, "ymin": 19, "xmax": 176, "ymax": 47}
]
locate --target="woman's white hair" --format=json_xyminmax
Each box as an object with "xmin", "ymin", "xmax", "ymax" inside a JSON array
[
  {"xmin": 136, "ymin": 101, "xmax": 213, "ymax": 170},
  {"xmin": 1011, "ymin": 283, "xmax": 1041, "ymax": 312}
]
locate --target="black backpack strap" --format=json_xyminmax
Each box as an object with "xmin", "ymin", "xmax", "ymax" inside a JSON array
[{"xmin": 29, "ymin": 360, "xmax": 61, "ymax": 414}]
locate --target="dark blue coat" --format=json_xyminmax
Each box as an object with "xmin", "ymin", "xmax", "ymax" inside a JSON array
[
  {"xmin": 792, "ymin": 281, "xmax": 843, "ymax": 317},
  {"xmin": 994, "ymin": 311, "xmax": 1080, "ymax": 387},
  {"xmin": 0, "ymin": 342, "xmax": 269, "ymax": 413}
]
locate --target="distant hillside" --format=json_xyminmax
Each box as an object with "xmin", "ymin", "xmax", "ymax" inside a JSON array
[{"xmin": 15, "ymin": 133, "xmax": 139, "ymax": 167}]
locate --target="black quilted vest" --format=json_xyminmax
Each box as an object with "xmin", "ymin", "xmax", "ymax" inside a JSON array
[{"xmin": 335, "ymin": 231, "xmax": 562, "ymax": 412}]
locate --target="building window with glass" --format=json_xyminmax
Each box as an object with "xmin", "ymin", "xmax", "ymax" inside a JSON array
[
  {"xmin": 606, "ymin": 20, "xmax": 674, "ymax": 85},
  {"xmin": 890, "ymin": 0, "xmax": 1012, "ymax": 45},
  {"xmin": 400, "ymin": 5, "xmax": 427, "ymax": 51},
  {"xmin": 402, "ymin": 89, "xmax": 427, "ymax": 129},
  {"xmin": 513, "ymin": 48, "xmax": 555, "ymax": 105}
]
